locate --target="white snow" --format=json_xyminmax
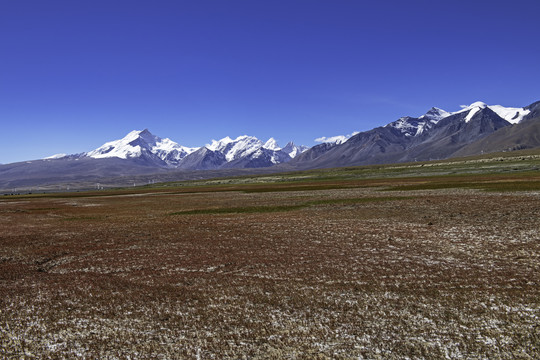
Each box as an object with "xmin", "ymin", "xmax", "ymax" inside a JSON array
[
  {"xmin": 86, "ymin": 130, "xmax": 148, "ymax": 159},
  {"xmin": 206, "ymin": 135, "xmax": 264, "ymax": 161},
  {"xmin": 388, "ymin": 117, "xmax": 416, "ymax": 136},
  {"xmin": 385, "ymin": 101, "xmax": 530, "ymax": 133},
  {"xmin": 456, "ymin": 101, "xmax": 530, "ymax": 124},
  {"xmin": 460, "ymin": 101, "xmax": 488, "ymax": 110},
  {"xmin": 86, "ymin": 129, "xmax": 198, "ymax": 163},
  {"xmin": 262, "ymin": 138, "xmax": 281, "ymax": 151},
  {"xmin": 207, "ymin": 136, "xmax": 259, "ymax": 160},
  {"xmin": 488, "ymin": 105, "xmax": 530, "ymax": 124},
  {"xmin": 44, "ymin": 153, "xmax": 67, "ymax": 159},
  {"xmin": 285, "ymin": 148, "xmax": 299, "ymax": 158},
  {"xmin": 464, "ymin": 106, "xmax": 482, "ymax": 123},
  {"xmin": 282, "ymin": 142, "xmax": 308, "ymax": 158},
  {"xmin": 315, "ymin": 132, "xmax": 359, "ymax": 144},
  {"xmin": 207, "ymin": 136, "xmax": 233, "ymax": 152},
  {"xmin": 78, "ymin": 131, "xmax": 304, "ymax": 167},
  {"xmin": 387, "ymin": 116, "xmax": 438, "ymax": 137},
  {"xmin": 205, "ymin": 135, "xmax": 306, "ymax": 163},
  {"xmin": 418, "ymin": 107, "xmax": 451, "ymax": 121},
  {"xmin": 416, "ymin": 123, "xmax": 427, "ymax": 136},
  {"xmin": 222, "ymin": 136, "xmax": 263, "ymax": 161}
]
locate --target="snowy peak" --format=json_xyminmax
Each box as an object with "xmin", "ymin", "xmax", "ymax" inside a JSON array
[
  {"xmin": 457, "ymin": 101, "xmax": 530, "ymax": 124},
  {"xmin": 207, "ymin": 136, "xmax": 234, "ymax": 152},
  {"xmin": 387, "ymin": 115, "xmax": 437, "ymax": 137},
  {"xmin": 282, "ymin": 142, "xmax": 309, "ymax": 158},
  {"xmin": 419, "ymin": 107, "xmax": 450, "ymax": 121},
  {"xmin": 263, "ymin": 138, "xmax": 281, "ymax": 151},
  {"xmin": 486, "ymin": 105, "xmax": 530, "ymax": 124},
  {"xmin": 86, "ymin": 129, "xmax": 198, "ymax": 165},
  {"xmin": 182, "ymin": 135, "xmax": 307, "ymax": 169},
  {"xmin": 385, "ymin": 101, "xmax": 531, "ymax": 134},
  {"xmin": 78, "ymin": 130, "xmax": 307, "ymax": 171},
  {"xmin": 460, "ymin": 101, "xmax": 488, "ymax": 110},
  {"xmin": 205, "ymin": 135, "xmax": 306, "ymax": 163},
  {"xmin": 86, "ymin": 130, "xmax": 153, "ymax": 159},
  {"xmin": 206, "ymin": 135, "xmax": 263, "ymax": 162},
  {"xmin": 45, "ymin": 153, "xmax": 67, "ymax": 159},
  {"xmin": 387, "ymin": 107, "xmax": 452, "ymax": 137}
]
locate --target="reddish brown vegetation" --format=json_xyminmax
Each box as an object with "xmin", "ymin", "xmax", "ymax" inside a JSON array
[{"xmin": 1, "ymin": 178, "xmax": 539, "ymax": 358}]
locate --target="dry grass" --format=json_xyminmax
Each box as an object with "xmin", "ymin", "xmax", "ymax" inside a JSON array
[{"xmin": 1, "ymin": 176, "xmax": 539, "ymax": 358}]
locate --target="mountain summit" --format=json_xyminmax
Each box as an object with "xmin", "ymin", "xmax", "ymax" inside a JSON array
[
  {"xmin": 86, "ymin": 129, "xmax": 198, "ymax": 167},
  {"xmin": 53, "ymin": 130, "xmax": 307, "ymax": 170}
]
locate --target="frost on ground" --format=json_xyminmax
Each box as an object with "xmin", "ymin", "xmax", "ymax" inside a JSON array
[{"xmin": 0, "ymin": 181, "xmax": 539, "ymax": 359}]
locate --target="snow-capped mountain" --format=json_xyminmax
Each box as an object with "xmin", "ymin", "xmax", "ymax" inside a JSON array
[
  {"xmin": 455, "ymin": 102, "xmax": 530, "ymax": 124},
  {"xmin": 187, "ymin": 135, "xmax": 307, "ymax": 169},
  {"xmin": 385, "ymin": 102, "xmax": 531, "ymax": 137},
  {"xmin": 282, "ymin": 142, "xmax": 309, "ymax": 158},
  {"xmin": 206, "ymin": 135, "xmax": 265, "ymax": 162},
  {"xmin": 291, "ymin": 100, "xmax": 540, "ymax": 169},
  {"xmin": 47, "ymin": 130, "xmax": 308, "ymax": 170},
  {"xmin": 384, "ymin": 107, "xmax": 450, "ymax": 137},
  {"xmin": 45, "ymin": 153, "xmax": 68, "ymax": 159},
  {"xmin": 317, "ymin": 102, "xmax": 532, "ymax": 142},
  {"xmin": 85, "ymin": 129, "xmax": 198, "ymax": 167}
]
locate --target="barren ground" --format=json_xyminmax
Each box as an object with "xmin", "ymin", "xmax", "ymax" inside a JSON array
[{"xmin": 1, "ymin": 172, "xmax": 539, "ymax": 358}]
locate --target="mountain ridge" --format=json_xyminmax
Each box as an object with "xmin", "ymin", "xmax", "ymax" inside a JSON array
[
  {"xmin": 288, "ymin": 100, "xmax": 539, "ymax": 169},
  {"xmin": 57, "ymin": 131, "xmax": 309, "ymax": 170},
  {"xmin": 2, "ymin": 99, "xmax": 539, "ymax": 190}
]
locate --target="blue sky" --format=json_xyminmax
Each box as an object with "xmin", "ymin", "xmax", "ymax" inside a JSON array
[{"xmin": 1, "ymin": 0, "xmax": 539, "ymax": 163}]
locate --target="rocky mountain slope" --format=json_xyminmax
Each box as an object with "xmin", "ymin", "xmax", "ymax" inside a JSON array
[{"xmin": 289, "ymin": 100, "xmax": 540, "ymax": 169}]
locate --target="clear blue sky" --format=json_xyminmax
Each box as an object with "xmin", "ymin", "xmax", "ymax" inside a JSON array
[{"xmin": 1, "ymin": 0, "xmax": 539, "ymax": 163}]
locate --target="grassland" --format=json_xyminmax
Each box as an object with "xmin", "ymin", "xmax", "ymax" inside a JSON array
[{"xmin": 1, "ymin": 157, "xmax": 539, "ymax": 358}]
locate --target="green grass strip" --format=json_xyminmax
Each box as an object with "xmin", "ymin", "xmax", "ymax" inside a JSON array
[{"xmin": 170, "ymin": 196, "xmax": 412, "ymax": 216}]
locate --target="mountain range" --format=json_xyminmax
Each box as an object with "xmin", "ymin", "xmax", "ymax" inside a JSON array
[
  {"xmin": 1, "ymin": 100, "xmax": 539, "ymax": 190},
  {"xmin": 62, "ymin": 130, "xmax": 309, "ymax": 170},
  {"xmin": 288, "ymin": 100, "xmax": 540, "ymax": 169}
]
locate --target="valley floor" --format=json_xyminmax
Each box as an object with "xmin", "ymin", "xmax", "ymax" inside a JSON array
[{"xmin": 1, "ymin": 173, "xmax": 539, "ymax": 358}]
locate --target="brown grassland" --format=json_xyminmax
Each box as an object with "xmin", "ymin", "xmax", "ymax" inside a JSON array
[{"xmin": 1, "ymin": 160, "xmax": 539, "ymax": 358}]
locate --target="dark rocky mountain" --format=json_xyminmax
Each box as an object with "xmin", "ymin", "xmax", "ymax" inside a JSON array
[
  {"xmin": 288, "ymin": 101, "xmax": 539, "ymax": 169},
  {"xmin": 453, "ymin": 115, "xmax": 540, "ymax": 157},
  {"xmin": 403, "ymin": 107, "xmax": 512, "ymax": 162},
  {"xmin": 524, "ymin": 100, "xmax": 540, "ymax": 120},
  {"xmin": 177, "ymin": 147, "xmax": 228, "ymax": 170}
]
